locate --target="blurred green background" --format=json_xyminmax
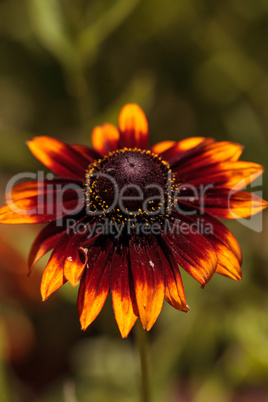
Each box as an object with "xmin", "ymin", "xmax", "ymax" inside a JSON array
[{"xmin": 0, "ymin": 0, "xmax": 268, "ymax": 401}]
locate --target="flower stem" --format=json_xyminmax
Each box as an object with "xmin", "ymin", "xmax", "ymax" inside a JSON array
[{"xmin": 135, "ymin": 321, "xmax": 150, "ymax": 402}]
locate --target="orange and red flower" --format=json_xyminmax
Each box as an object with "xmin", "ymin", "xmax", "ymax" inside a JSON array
[{"xmin": 0, "ymin": 104, "xmax": 267, "ymax": 337}]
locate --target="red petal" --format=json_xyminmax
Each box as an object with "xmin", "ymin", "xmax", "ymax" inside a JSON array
[
  {"xmin": 150, "ymin": 141, "xmax": 175, "ymax": 155},
  {"xmin": 173, "ymin": 213, "xmax": 242, "ymax": 281},
  {"xmin": 91, "ymin": 123, "xmax": 120, "ymax": 155},
  {"xmin": 71, "ymin": 144, "xmax": 102, "ymax": 162},
  {"xmin": 155, "ymin": 237, "xmax": 189, "ymax": 311},
  {"xmin": 171, "ymin": 141, "xmax": 244, "ymax": 170},
  {"xmin": 176, "ymin": 161, "xmax": 264, "ymax": 189},
  {"xmin": 160, "ymin": 137, "xmax": 215, "ymax": 162},
  {"xmin": 28, "ymin": 220, "xmax": 67, "ymax": 274},
  {"xmin": 27, "ymin": 136, "xmax": 90, "ymax": 180},
  {"xmin": 164, "ymin": 220, "xmax": 218, "ymax": 286},
  {"xmin": 180, "ymin": 188, "xmax": 268, "ymax": 219},
  {"xmin": 6, "ymin": 179, "xmax": 73, "ymax": 201},
  {"xmin": 118, "ymin": 104, "xmax": 149, "ymax": 149},
  {"xmin": 111, "ymin": 243, "xmax": 138, "ymax": 338},
  {"xmin": 0, "ymin": 180, "xmax": 84, "ymax": 224},
  {"xmin": 205, "ymin": 214, "xmax": 242, "ymax": 263},
  {"xmin": 129, "ymin": 236, "xmax": 165, "ymax": 331},
  {"xmin": 63, "ymin": 229, "xmax": 94, "ymax": 287},
  {"xmin": 40, "ymin": 234, "xmax": 71, "ymax": 300},
  {"xmin": 214, "ymin": 245, "xmax": 242, "ymax": 280},
  {"xmin": 78, "ymin": 237, "xmax": 112, "ymax": 330}
]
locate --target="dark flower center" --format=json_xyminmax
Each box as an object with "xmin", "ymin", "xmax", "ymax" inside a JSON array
[{"xmin": 85, "ymin": 149, "xmax": 173, "ymax": 224}]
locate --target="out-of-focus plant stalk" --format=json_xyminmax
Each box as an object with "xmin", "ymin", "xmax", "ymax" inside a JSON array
[{"xmin": 135, "ymin": 321, "xmax": 151, "ymax": 402}]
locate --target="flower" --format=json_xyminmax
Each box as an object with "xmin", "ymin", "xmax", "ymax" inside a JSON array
[{"xmin": 0, "ymin": 104, "xmax": 267, "ymax": 337}]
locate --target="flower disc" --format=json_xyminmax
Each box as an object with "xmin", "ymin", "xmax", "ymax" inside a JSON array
[{"xmin": 85, "ymin": 149, "xmax": 172, "ymax": 222}]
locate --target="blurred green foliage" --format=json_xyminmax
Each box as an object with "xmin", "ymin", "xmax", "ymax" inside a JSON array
[{"xmin": 0, "ymin": 0, "xmax": 268, "ymax": 401}]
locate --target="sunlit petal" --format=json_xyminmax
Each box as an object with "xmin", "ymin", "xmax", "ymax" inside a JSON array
[
  {"xmin": 161, "ymin": 137, "xmax": 215, "ymax": 162},
  {"xmin": 164, "ymin": 220, "xmax": 218, "ymax": 286},
  {"xmin": 40, "ymin": 234, "xmax": 71, "ymax": 300},
  {"xmin": 118, "ymin": 104, "xmax": 149, "ymax": 149},
  {"xmin": 111, "ymin": 244, "xmax": 138, "ymax": 338},
  {"xmin": 27, "ymin": 136, "xmax": 89, "ymax": 180},
  {"xmin": 150, "ymin": 141, "xmax": 175, "ymax": 155},
  {"xmin": 129, "ymin": 236, "xmax": 165, "ymax": 330},
  {"xmin": 91, "ymin": 123, "xmax": 120, "ymax": 155},
  {"xmin": 78, "ymin": 238, "xmax": 112, "ymax": 330}
]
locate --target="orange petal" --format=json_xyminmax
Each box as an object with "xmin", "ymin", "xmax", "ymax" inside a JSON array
[
  {"xmin": 202, "ymin": 213, "xmax": 242, "ymax": 264},
  {"xmin": 173, "ymin": 212, "xmax": 243, "ymax": 277},
  {"xmin": 129, "ymin": 237, "xmax": 165, "ymax": 331},
  {"xmin": 0, "ymin": 184, "xmax": 84, "ymax": 224},
  {"xmin": 197, "ymin": 214, "xmax": 242, "ymax": 280},
  {"xmin": 155, "ymin": 237, "xmax": 189, "ymax": 311},
  {"xmin": 40, "ymin": 235, "xmax": 70, "ymax": 300},
  {"xmin": 6, "ymin": 179, "xmax": 75, "ymax": 202},
  {"xmin": 184, "ymin": 189, "xmax": 268, "ymax": 219},
  {"xmin": 71, "ymin": 144, "xmax": 102, "ymax": 162},
  {"xmin": 118, "ymin": 104, "xmax": 149, "ymax": 149},
  {"xmin": 215, "ymin": 247, "xmax": 242, "ymax": 281},
  {"xmin": 8, "ymin": 181, "xmax": 42, "ymax": 201},
  {"xmin": 164, "ymin": 220, "xmax": 218, "ymax": 286},
  {"xmin": 28, "ymin": 221, "xmax": 67, "ymax": 274},
  {"xmin": 27, "ymin": 136, "xmax": 89, "ymax": 180},
  {"xmin": 228, "ymin": 191, "xmax": 268, "ymax": 219},
  {"xmin": 64, "ymin": 233, "xmax": 90, "ymax": 286},
  {"xmin": 181, "ymin": 161, "xmax": 264, "ymax": 189},
  {"xmin": 0, "ymin": 202, "xmax": 42, "ymax": 224},
  {"xmin": 91, "ymin": 123, "xmax": 119, "ymax": 155},
  {"xmin": 78, "ymin": 239, "xmax": 112, "ymax": 330},
  {"xmin": 150, "ymin": 141, "xmax": 175, "ymax": 155},
  {"xmin": 161, "ymin": 137, "xmax": 215, "ymax": 162},
  {"xmin": 111, "ymin": 245, "xmax": 138, "ymax": 338},
  {"xmin": 171, "ymin": 141, "xmax": 244, "ymax": 170},
  {"xmin": 0, "ymin": 199, "xmax": 60, "ymax": 224},
  {"xmin": 41, "ymin": 264, "xmax": 66, "ymax": 301},
  {"xmin": 0, "ymin": 179, "xmax": 82, "ymax": 224}
]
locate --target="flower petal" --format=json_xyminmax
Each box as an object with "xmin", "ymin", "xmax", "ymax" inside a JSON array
[
  {"xmin": 118, "ymin": 104, "xmax": 149, "ymax": 149},
  {"xmin": 181, "ymin": 188, "xmax": 268, "ymax": 219},
  {"xmin": 150, "ymin": 141, "xmax": 175, "ymax": 155},
  {"xmin": 91, "ymin": 123, "xmax": 120, "ymax": 155},
  {"xmin": 171, "ymin": 141, "xmax": 244, "ymax": 170},
  {"xmin": 40, "ymin": 234, "xmax": 71, "ymax": 300},
  {"xmin": 164, "ymin": 220, "xmax": 218, "ymax": 286},
  {"xmin": 28, "ymin": 220, "xmax": 67, "ymax": 274},
  {"xmin": 71, "ymin": 144, "xmax": 102, "ymax": 162},
  {"xmin": 129, "ymin": 236, "xmax": 165, "ymax": 331},
  {"xmin": 27, "ymin": 136, "xmax": 90, "ymax": 180},
  {"xmin": 177, "ymin": 161, "xmax": 264, "ymax": 189},
  {"xmin": 203, "ymin": 214, "xmax": 242, "ymax": 263},
  {"xmin": 160, "ymin": 137, "xmax": 215, "ymax": 162},
  {"xmin": 64, "ymin": 223, "xmax": 99, "ymax": 286},
  {"xmin": 0, "ymin": 180, "xmax": 84, "ymax": 224},
  {"xmin": 78, "ymin": 237, "xmax": 112, "ymax": 330},
  {"xmin": 173, "ymin": 213, "xmax": 242, "ymax": 281},
  {"xmin": 214, "ymin": 245, "xmax": 242, "ymax": 280},
  {"xmin": 111, "ymin": 243, "xmax": 138, "ymax": 338},
  {"xmin": 155, "ymin": 237, "xmax": 189, "ymax": 311}
]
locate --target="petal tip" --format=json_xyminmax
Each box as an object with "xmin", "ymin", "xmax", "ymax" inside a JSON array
[
  {"xmin": 81, "ymin": 324, "xmax": 87, "ymax": 331},
  {"xmin": 118, "ymin": 104, "xmax": 149, "ymax": 148},
  {"xmin": 119, "ymin": 328, "xmax": 131, "ymax": 338}
]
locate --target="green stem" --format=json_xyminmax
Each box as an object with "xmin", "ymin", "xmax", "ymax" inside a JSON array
[{"xmin": 135, "ymin": 321, "xmax": 151, "ymax": 402}]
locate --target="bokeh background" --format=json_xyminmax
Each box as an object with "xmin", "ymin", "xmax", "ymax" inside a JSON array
[{"xmin": 0, "ymin": 1, "xmax": 268, "ymax": 401}]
